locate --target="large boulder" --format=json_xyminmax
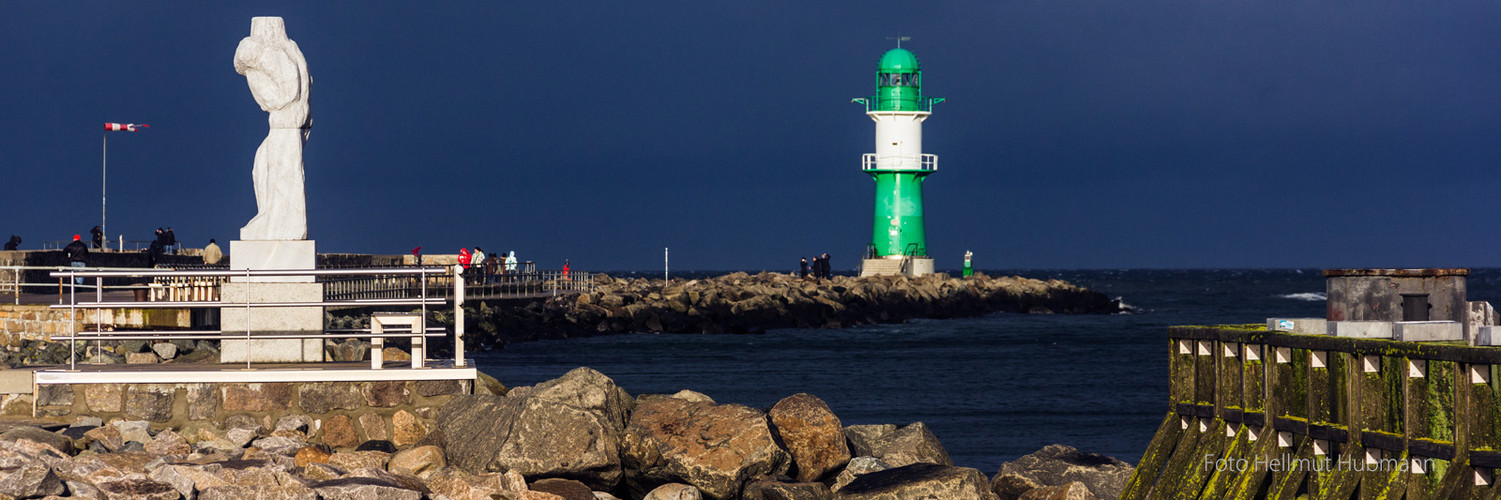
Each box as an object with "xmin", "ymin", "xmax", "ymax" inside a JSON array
[
  {"xmin": 531, "ymin": 477, "xmax": 598, "ymax": 500},
  {"xmin": 992, "ymin": 445, "xmax": 1132, "ymax": 500},
  {"xmin": 833, "ymin": 463, "xmax": 995, "ymax": 500},
  {"xmin": 0, "ymin": 425, "xmax": 75, "ymax": 455},
  {"xmin": 644, "ymin": 482, "xmax": 703, "ymax": 499},
  {"xmin": 423, "ymin": 467, "xmax": 523, "ymax": 500},
  {"xmin": 432, "ymin": 367, "xmax": 629, "ymax": 490},
  {"xmin": 0, "ymin": 441, "xmax": 65, "ymax": 498},
  {"xmin": 829, "ymin": 457, "xmax": 892, "ymax": 492},
  {"xmin": 768, "ymin": 393, "xmax": 849, "ymax": 482},
  {"xmin": 842, "ymin": 423, "xmax": 952, "ymax": 467},
  {"xmin": 744, "ymin": 479, "xmax": 832, "ymax": 500},
  {"xmin": 621, "ymin": 397, "xmax": 790, "ymax": 499},
  {"xmin": 1017, "ymin": 482, "xmax": 1096, "ymax": 500}
]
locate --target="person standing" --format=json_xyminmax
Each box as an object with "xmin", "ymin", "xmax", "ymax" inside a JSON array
[
  {"xmin": 483, "ymin": 253, "xmax": 499, "ymax": 282},
  {"xmin": 563, "ymin": 259, "xmax": 571, "ymax": 281},
  {"xmin": 799, "ymin": 257, "xmax": 809, "ymax": 278},
  {"xmin": 457, "ymin": 248, "xmax": 472, "ymax": 270},
  {"xmin": 203, "ymin": 239, "xmax": 224, "ymax": 265},
  {"xmin": 165, "ymin": 227, "xmax": 177, "ymax": 255},
  {"xmin": 3, "ymin": 235, "xmax": 19, "ymax": 251},
  {"xmin": 505, "ymin": 251, "xmax": 518, "ymax": 273},
  {"xmin": 64, "ymin": 234, "xmax": 89, "ymax": 285},
  {"xmin": 820, "ymin": 252, "xmax": 832, "ymax": 279},
  {"xmin": 90, "ymin": 226, "xmax": 103, "ymax": 249},
  {"xmin": 471, "ymin": 247, "xmax": 487, "ymax": 282}
]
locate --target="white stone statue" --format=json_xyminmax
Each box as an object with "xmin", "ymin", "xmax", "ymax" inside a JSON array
[{"xmin": 234, "ymin": 17, "xmax": 311, "ymax": 240}]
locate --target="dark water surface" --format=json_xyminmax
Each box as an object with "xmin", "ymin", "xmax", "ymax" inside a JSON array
[{"xmin": 470, "ymin": 269, "xmax": 1501, "ymax": 475}]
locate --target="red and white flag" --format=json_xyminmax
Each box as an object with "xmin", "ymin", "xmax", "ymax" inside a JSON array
[{"xmin": 104, "ymin": 123, "xmax": 149, "ymax": 132}]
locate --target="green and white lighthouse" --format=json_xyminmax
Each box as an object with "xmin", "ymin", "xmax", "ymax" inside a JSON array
[{"xmin": 856, "ymin": 45, "xmax": 943, "ymax": 277}]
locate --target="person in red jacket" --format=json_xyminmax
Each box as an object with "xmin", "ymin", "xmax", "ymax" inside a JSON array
[{"xmin": 457, "ymin": 248, "xmax": 471, "ymax": 270}]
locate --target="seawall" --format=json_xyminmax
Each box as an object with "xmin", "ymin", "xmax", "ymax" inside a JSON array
[
  {"xmin": 1123, "ymin": 324, "xmax": 1501, "ymax": 498},
  {"xmin": 418, "ymin": 271, "xmax": 1123, "ymax": 346}
]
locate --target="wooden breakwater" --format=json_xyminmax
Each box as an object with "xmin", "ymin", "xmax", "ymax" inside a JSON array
[{"xmin": 1122, "ymin": 324, "xmax": 1501, "ymax": 499}]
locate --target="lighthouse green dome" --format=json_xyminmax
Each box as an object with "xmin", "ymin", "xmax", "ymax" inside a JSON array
[{"xmin": 878, "ymin": 48, "xmax": 920, "ymax": 72}]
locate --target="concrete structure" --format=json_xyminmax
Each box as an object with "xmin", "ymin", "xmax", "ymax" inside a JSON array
[
  {"xmin": 1324, "ymin": 268, "xmax": 1468, "ymax": 325},
  {"xmin": 1329, "ymin": 320, "xmax": 1395, "ymax": 339},
  {"xmin": 855, "ymin": 45, "xmax": 943, "ymax": 277},
  {"xmin": 1266, "ymin": 317, "xmax": 1326, "ymax": 335},
  {"xmin": 1393, "ymin": 320, "xmax": 1464, "ymax": 342},
  {"xmin": 1291, "ymin": 268, "xmax": 1494, "ymax": 344}
]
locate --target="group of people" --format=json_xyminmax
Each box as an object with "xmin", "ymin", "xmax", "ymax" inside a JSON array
[
  {"xmin": 800, "ymin": 252, "xmax": 833, "ymax": 279},
  {"xmin": 149, "ymin": 227, "xmax": 179, "ymax": 255},
  {"xmin": 458, "ymin": 247, "xmax": 518, "ymax": 283}
]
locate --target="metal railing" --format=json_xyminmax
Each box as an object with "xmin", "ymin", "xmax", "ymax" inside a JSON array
[
  {"xmin": 900, "ymin": 243, "xmax": 922, "ymax": 275},
  {"xmin": 324, "ymin": 269, "xmax": 591, "ymax": 301},
  {"xmin": 851, "ymin": 96, "xmax": 946, "ymax": 113},
  {"xmin": 43, "ymin": 240, "xmax": 165, "ymax": 252},
  {"xmin": 48, "ymin": 266, "xmax": 465, "ymax": 371},
  {"xmin": 2, "ymin": 265, "xmax": 158, "ymax": 304},
  {"xmin": 861, "ymin": 153, "xmax": 937, "ymax": 172}
]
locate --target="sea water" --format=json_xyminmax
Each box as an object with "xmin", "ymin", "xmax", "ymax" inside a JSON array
[{"xmin": 469, "ymin": 268, "xmax": 1501, "ymax": 475}]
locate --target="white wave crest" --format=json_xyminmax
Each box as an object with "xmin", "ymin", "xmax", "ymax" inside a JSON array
[{"xmin": 1278, "ymin": 292, "xmax": 1326, "ymax": 302}]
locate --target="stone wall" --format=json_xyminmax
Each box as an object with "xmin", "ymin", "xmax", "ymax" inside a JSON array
[
  {"xmin": 1, "ymin": 306, "xmax": 82, "ymax": 346},
  {"xmin": 1123, "ymin": 325, "xmax": 1501, "ymax": 498},
  {"xmin": 1, "ymin": 305, "xmax": 193, "ymax": 347},
  {"xmin": 22, "ymin": 379, "xmax": 470, "ymax": 450}
]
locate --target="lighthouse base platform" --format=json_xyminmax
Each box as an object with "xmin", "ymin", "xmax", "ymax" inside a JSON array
[{"xmin": 860, "ymin": 257, "xmax": 935, "ymax": 278}]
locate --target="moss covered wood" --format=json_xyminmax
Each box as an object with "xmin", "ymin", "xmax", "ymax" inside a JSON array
[
  {"xmin": 1219, "ymin": 341, "xmax": 1242, "ymax": 414},
  {"xmin": 1142, "ymin": 419, "xmax": 1204, "ymax": 500},
  {"xmin": 1274, "ymin": 348, "xmax": 1310, "ymax": 420},
  {"xmin": 1266, "ymin": 435, "xmax": 1312, "ymax": 499},
  {"xmin": 1197, "ymin": 423, "xmax": 1254, "ymax": 499},
  {"xmin": 1223, "ymin": 428, "xmax": 1278, "ymax": 499},
  {"xmin": 1244, "ymin": 344, "xmax": 1266, "ymax": 413},
  {"xmin": 1172, "ymin": 340, "xmax": 1195, "ymax": 406},
  {"xmin": 1138, "ymin": 326, "xmax": 1501, "ymax": 497},
  {"xmin": 1197, "ymin": 341, "xmax": 1217, "ymax": 405},
  {"xmin": 1166, "ymin": 419, "xmax": 1229, "ymax": 498},
  {"xmin": 1119, "ymin": 414, "xmax": 1185, "ymax": 500}
]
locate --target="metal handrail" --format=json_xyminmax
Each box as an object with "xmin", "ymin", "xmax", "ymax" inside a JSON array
[
  {"xmin": 47, "ymin": 266, "xmax": 463, "ymax": 371},
  {"xmin": 2, "ymin": 265, "xmax": 162, "ymax": 304},
  {"xmin": 861, "ymin": 153, "xmax": 937, "ymax": 172},
  {"xmin": 851, "ymin": 96, "xmax": 945, "ymax": 113}
]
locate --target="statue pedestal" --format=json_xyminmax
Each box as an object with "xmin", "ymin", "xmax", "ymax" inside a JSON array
[{"xmin": 220, "ymin": 240, "xmax": 323, "ymax": 363}]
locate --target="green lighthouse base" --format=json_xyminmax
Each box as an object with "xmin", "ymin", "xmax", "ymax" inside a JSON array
[{"xmin": 859, "ymin": 256, "xmax": 935, "ymax": 278}]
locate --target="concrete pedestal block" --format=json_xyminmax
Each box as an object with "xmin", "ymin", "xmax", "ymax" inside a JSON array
[
  {"xmin": 1268, "ymin": 318, "xmax": 1328, "ymax": 335},
  {"xmin": 220, "ymin": 281, "xmax": 324, "ymax": 363},
  {"xmin": 1394, "ymin": 321, "xmax": 1463, "ymax": 342},
  {"xmin": 859, "ymin": 257, "xmax": 935, "ymax": 277},
  {"xmin": 230, "ymin": 240, "xmax": 316, "ymax": 282},
  {"xmin": 1328, "ymin": 321, "xmax": 1394, "ymax": 339},
  {"xmin": 1476, "ymin": 326, "xmax": 1501, "ymax": 346}
]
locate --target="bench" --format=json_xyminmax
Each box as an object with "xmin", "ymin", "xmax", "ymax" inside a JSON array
[{"xmin": 370, "ymin": 312, "xmax": 427, "ymax": 369}]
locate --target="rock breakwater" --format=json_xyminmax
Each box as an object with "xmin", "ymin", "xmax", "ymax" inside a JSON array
[
  {"xmin": 446, "ymin": 272, "xmax": 1122, "ymax": 346},
  {"xmin": 0, "ymin": 367, "xmax": 1133, "ymax": 499}
]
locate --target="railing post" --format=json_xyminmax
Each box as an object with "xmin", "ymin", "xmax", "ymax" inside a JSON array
[{"xmin": 453, "ymin": 265, "xmax": 465, "ymax": 368}]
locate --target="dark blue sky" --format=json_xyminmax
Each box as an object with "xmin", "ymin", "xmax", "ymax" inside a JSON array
[{"xmin": 3, "ymin": 2, "xmax": 1498, "ymax": 271}]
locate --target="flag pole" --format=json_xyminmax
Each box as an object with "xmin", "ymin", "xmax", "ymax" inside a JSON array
[{"xmin": 101, "ymin": 133, "xmax": 107, "ymax": 252}]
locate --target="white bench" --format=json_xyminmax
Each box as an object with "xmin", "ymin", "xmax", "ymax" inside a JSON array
[{"xmin": 370, "ymin": 312, "xmax": 426, "ymax": 369}]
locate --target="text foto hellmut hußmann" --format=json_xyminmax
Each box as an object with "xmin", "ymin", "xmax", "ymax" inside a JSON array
[{"xmin": 1204, "ymin": 453, "xmax": 1433, "ymax": 473}]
